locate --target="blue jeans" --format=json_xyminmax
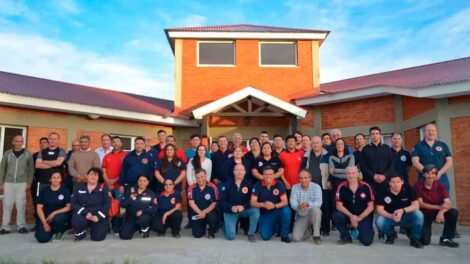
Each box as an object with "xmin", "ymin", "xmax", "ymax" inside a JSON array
[
  {"xmin": 259, "ymin": 206, "xmax": 291, "ymax": 240},
  {"xmin": 332, "ymin": 211, "xmax": 374, "ymax": 246},
  {"xmin": 223, "ymin": 208, "xmax": 260, "ymax": 240},
  {"xmin": 376, "ymin": 210, "xmax": 424, "ymax": 240}
]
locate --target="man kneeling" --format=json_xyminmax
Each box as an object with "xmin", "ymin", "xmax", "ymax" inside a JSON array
[
  {"xmin": 332, "ymin": 166, "xmax": 374, "ymax": 246},
  {"xmin": 250, "ymin": 167, "xmax": 291, "ymax": 243},
  {"xmin": 290, "ymin": 170, "xmax": 322, "ymax": 244},
  {"xmin": 220, "ymin": 164, "xmax": 259, "ymax": 242}
]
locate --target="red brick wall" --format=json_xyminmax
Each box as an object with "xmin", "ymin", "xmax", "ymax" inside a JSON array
[
  {"xmin": 179, "ymin": 39, "xmax": 318, "ymax": 112},
  {"xmin": 27, "ymin": 126, "xmax": 69, "ymax": 153},
  {"xmin": 449, "ymin": 95, "xmax": 470, "ymax": 105},
  {"xmin": 298, "ymin": 106, "xmax": 315, "ymax": 128},
  {"xmin": 404, "ymin": 128, "xmax": 420, "ymax": 185},
  {"xmin": 320, "ymin": 96, "xmax": 396, "ymax": 129},
  {"xmin": 451, "ymin": 116, "xmax": 470, "ymax": 225},
  {"xmin": 402, "ymin": 96, "xmax": 435, "ymax": 120}
]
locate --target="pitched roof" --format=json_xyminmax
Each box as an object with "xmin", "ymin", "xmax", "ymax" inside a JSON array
[
  {"xmin": 0, "ymin": 71, "xmax": 173, "ymax": 117},
  {"xmin": 291, "ymin": 57, "xmax": 470, "ymax": 100},
  {"xmin": 165, "ymin": 24, "xmax": 330, "ymax": 34}
]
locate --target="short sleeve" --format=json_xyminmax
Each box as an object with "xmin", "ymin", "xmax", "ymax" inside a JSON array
[
  {"xmin": 408, "ymin": 186, "xmax": 418, "ymax": 201},
  {"xmin": 155, "ymin": 159, "xmax": 163, "ymax": 172},
  {"xmin": 175, "ymin": 193, "xmax": 182, "ymax": 204},
  {"xmin": 37, "ymin": 151, "xmax": 43, "ymax": 160},
  {"xmin": 37, "ymin": 189, "xmax": 45, "ymax": 205},
  {"xmin": 277, "ymin": 182, "xmax": 286, "ymax": 197},
  {"xmin": 444, "ymin": 143, "xmax": 452, "ymax": 157},
  {"xmin": 63, "ymin": 188, "xmax": 71, "ymax": 204},
  {"xmin": 59, "ymin": 148, "xmax": 67, "ymax": 158},
  {"xmin": 251, "ymin": 183, "xmax": 259, "ymax": 198},
  {"xmin": 411, "ymin": 143, "xmax": 420, "ymax": 157}
]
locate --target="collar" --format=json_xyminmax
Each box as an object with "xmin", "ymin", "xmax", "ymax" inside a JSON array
[
  {"xmin": 161, "ymin": 189, "xmax": 176, "ymax": 196},
  {"xmin": 370, "ymin": 142, "xmax": 382, "ymax": 147},
  {"xmin": 261, "ymin": 180, "xmax": 277, "ymax": 187},
  {"xmin": 79, "ymin": 148, "xmax": 91, "ymax": 152}
]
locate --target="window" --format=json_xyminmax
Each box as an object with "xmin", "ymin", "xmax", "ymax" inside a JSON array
[
  {"xmin": 111, "ymin": 134, "xmax": 136, "ymax": 151},
  {"xmin": 365, "ymin": 133, "xmax": 393, "ymax": 147},
  {"xmin": 0, "ymin": 125, "xmax": 27, "ymax": 161},
  {"xmin": 260, "ymin": 42, "xmax": 297, "ymax": 66},
  {"xmin": 209, "ymin": 137, "xmax": 250, "ymax": 149},
  {"xmin": 198, "ymin": 41, "xmax": 235, "ymax": 66}
]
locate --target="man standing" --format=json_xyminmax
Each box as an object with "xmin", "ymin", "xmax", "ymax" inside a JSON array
[
  {"xmin": 332, "ymin": 166, "xmax": 374, "ymax": 246},
  {"xmin": 184, "ymin": 134, "xmax": 210, "ymax": 160},
  {"xmin": 272, "ymin": 135, "xmax": 284, "ymax": 157},
  {"xmin": 391, "ymin": 132, "xmax": 412, "ymax": 185},
  {"xmin": 30, "ymin": 137, "xmax": 49, "ymax": 231},
  {"xmin": 412, "ymin": 123, "xmax": 453, "ymax": 192},
  {"xmin": 353, "ymin": 133, "xmax": 366, "ymax": 166},
  {"xmin": 290, "ymin": 170, "xmax": 322, "ymax": 244},
  {"xmin": 302, "ymin": 136, "xmax": 331, "ymax": 236},
  {"xmin": 95, "ymin": 134, "xmax": 113, "ymax": 166},
  {"xmin": 211, "ymin": 136, "xmax": 233, "ymax": 185},
  {"xmin": 251, "ymin": 167, "xmax": 291, "ymax": 242},
  {"xmin": 300, "ymin": 135, "xmax": 311, "ymax": 153},
  {"xmin": 259, "ymin": 131, "xmax": 270, "ymax": 144},
  {"xmin": 68, "ymin": 135, "xmax": 100, "ymax": 185},
  {"xmin": 0, "ymin": 135, "xmax": 34, "ymax": 234},
  {"xmin": 102, "ymin": 136, "xmax": 128, "ymax": 190},
  {"xmin": 360, "ymin": 126, "xmax": 394, "ymax": 193},
  {"xmin": 119, "ymin": 137, "xmax": 155, "ymax": 193},
  {"xmin": 152, "ymin": 129, "xmax": 167, "ymax": 157},
  {"xmin": 279, "ymin": 135, "xmax": 304, "ymax": 191},
  {"xmin": 376, "ymin": 174, "xmax": 424, "ymax": 248},
  {"xmin": 232, "ymin": 133, "xmax": 249, "ymax": 154}
]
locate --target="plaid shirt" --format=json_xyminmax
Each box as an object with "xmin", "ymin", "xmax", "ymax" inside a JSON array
[{"xmin": 290, "ymin": 182, "xmax": 322, "ymax": 217}]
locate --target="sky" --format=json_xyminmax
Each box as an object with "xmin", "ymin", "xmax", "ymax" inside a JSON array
[{"xmin": 0, "ymin": 0, "xmax": 469, "ymax": 100}]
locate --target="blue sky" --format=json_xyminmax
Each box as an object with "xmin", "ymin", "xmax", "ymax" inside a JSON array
[{"xmin": 0, "ymin": 0, "xmax": 469, "ymax": 100}]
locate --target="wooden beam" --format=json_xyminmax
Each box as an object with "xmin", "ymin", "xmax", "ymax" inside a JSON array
[
  {"xmin": 230, "ymin": 103, "xmax": 247, "ymax": 113},
  {"xmin": 213, "ymin": 112, "xmax": 284, "ymax": 117},
  {"xmin": 248, "ymin": 99, "xmax": 252, "ymax": 113}
]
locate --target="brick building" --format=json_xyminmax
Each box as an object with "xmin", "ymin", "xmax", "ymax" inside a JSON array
[{"xmin": 1, "ymin": 24, "xmax": 470, "ymax": 224}]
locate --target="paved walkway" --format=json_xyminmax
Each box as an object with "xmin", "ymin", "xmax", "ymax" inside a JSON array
[{"xmin": 0, "ymin": 223, "xmax": 468, "ymax": 264}]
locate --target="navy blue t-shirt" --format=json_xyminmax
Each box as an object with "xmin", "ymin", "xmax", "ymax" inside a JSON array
[
  {"xmin": 37, "ymin": 185, "xmax": 71, "ymax": 216},
  {"xmin": 188, "ymin": 182, "xmax": 219, "ymax": 211},
  {"xmin": 251, "ymin": 179, "xmax": 286, "ymax": 214},
  {"xmin": 392, "ymin": 148, "xmax": 412, "ymax": 183},
  {"xmin": 157, "ymin": 191, "xmax": 182, "ymax": 214},
  {"xmin": 252, "ymin": 156, "xmax": 284, "ymax": 175},
  {"xmin": 412, "ymin": 140, "xmax": 452, "ymax": 179},
  {"xmin": 155, "ymin": 158, "xmax": 186, "ymax": 192}
]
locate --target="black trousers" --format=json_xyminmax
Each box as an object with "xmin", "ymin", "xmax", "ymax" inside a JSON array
[
  {"xmin": 152, "ymin": 211, "xmax": 183, "ymax": 235},
  {"xmin": 321, "ymin": 189, "xmax": 332, "ymax": 233},
  {"xmin": 31, "ymin": 181, "xmax": 48, "ymax": 226},
  {"xmin": 119, "ymin": 214, "xmax": 152, "ymax": 240},
  {"xmin": 72, "ymin": 213, "xmax": 108, "ymax": 241},
  {"xmin": 192, "ymin": 211, "xmax": 219, "ymax": 238},
  {"xmin": 421, "ymin": 208, "xmax": 459, "ymax": 245}
]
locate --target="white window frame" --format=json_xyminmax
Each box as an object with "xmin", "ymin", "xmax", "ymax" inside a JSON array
[
  {"xmin": 259, "ymin": 41, "xmax": 298, "ymax": 67},
  {"xmin": 111, "ymin": 134, "xmax": 136, "ymax": 151},
  {"xmin": 365, "ymin": 133, "xmax": 393, "ymax": 147},
  {"xmin": 0, "ymin": 125, "xmax": 27, "ymax": 161},
  {"xmin": 197, "ymin": 40, "xmax": 236, "ymax": 67}
]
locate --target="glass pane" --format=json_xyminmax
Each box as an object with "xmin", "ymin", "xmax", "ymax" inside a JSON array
[
  {"xmin": 261, "ymin": 43, "xmax": 296, "ymax": 65},
  {"xmin": 121, "ymin": 137, "xmax": 132, "ymax": 151},
  {"xmin": 3, "ymin": 127, "xmax": 24, "ymax": 153},
  {"xmin": 199, "ymin": 42, "xmax": 235, "ymax": 65}
]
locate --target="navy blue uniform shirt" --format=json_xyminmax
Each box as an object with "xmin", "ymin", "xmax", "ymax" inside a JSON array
[
  {"xmin": 188, "ymin": 182, "xmax": 219, "ymax": 211},
  {"xmin": 335, "ymin": 180, "xmax": 374, "ymax": 216},
  {"xmin": 251, "ymin": 179, "xmax": 286, "ymax": 214},
  {"xmin": 219, "ymin": 179, "xmax": 252, "ymax": 214},
  {"xmin": 211, "ymin": 149, "xmax": 233, "ymax": 183},
  {"xmin": 37, "ymin": 185, "xmax": 71, "ymax": 216},
  {"xmin": 412, "ymin": 140, "xmax": 451, "ymax": 179},
  {"xmin": 376, "ymin": 184, "xmax": 418, "ymax": 214},
  {"xmin": 157, "ymin": 190, "xmax": 181, "ymax": 214},
  {"xmin": 253, "ymin": 156, "xmax": 284, "ymax": 175},
  {"xmin": 392, "ymin": 148, "xmax": 412, "ymax": 184},
  {"xmin": 222, "ymin": 158, "xmax": 253, "ymax": 183},
  {"xmin": 155, "ymin": 158, "xmax": 186, "ymax": 192},
  {"xmin": 119, "ymin": 150, "xmax": 155, "ymax": 186},
  {"xmin": 71, "ymin": 183, "xmax": 111, "ymax": 220},
  {"xmin": 120, "ymin": 188, "xmax": 158, "ymax": 216}
]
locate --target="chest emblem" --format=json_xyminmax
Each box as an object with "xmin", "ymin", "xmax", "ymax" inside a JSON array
[
  {"xmin": 273, "ymin": 189, "xmax": 279, "ymax": 196},
  {"xmin": 58, "ymin": 194, "xmax": 64, "ymax": 200},
  {"xmin": 435, "ymin": 146, "xmax": 443, "ymax": 152},
  {"xmin": 171, "ymin": 197, "xmax": 176, "ymax": 204},
  {"xmin": 204, "ymin": 193, "xmax": 211, "ymax": 200},
  {"xmin": 242, "ymin": 187, "xmax": 249, "ymax": 194},
  {"xmin": 384, "ymin": 196, "xmax": 392, "ymax": 204},
  {"xmin": 141, "ymin": 158, "xmax": 149, "ymax": 165},
  {"xmin": 360, "ymin": 193, "xmax": 366, "ymax": 199},
  {"xmin": 400, "ymin": 155, "xmax": 407, "ymax": 162}
]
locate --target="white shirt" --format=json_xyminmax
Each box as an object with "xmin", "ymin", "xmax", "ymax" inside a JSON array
[
  {"xmin": 186, "ymin": 158, "xmax": 212, "ymax": 186},
  {"xmin": 95, "ymin": 147, "xmax": 113, "ymax": 166}
]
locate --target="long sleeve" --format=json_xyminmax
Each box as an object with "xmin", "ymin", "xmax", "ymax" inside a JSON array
[
  {"xmin": 0, "ymin": 154, "xmax": 7, "ymax": 184},
  {"xmin": 360, "ymin": 148, "xmax": 374, "ymax": 183},
  {"xmin": 289, "ymin": 186, "xmax": 300, "ymax": 211},
  {"xmin": 27, "ymin": 152, "xmax": 34, "ymax": 185},
  {"xmin": 119, "ymin": 156, "xmax": 129, "ymax": 185},
  {"xmin": 68, "ymin": 154, "xmax": 78, "ymax": 178},
  {"xmin": 186, "ymin": 160, "xmax": 195, "ymax": 186},
  {"xmin": 205, "ymin": 159, "xmax": 212, "ymax": 182},
  {"xmin": 71, "ymin": 189, "xmax": 88, "ymax": 216},
  {"xmin": 308, "ymin": 184, "xmax": 323, "ymax": 208},
  {"xmin": 98, "ymin": 186, "xmax": 111, "ymax": 219},
  {"xmin": 92, "ymin": 152, "xmax": 101, "ymax": 169},
  {"xmin": 142, "ymin": 192, "xmax": 158, "ymax": 215},
  {"xmin": 385, "ymin": 148, "xmax": 395, "ymax": 176},
  {"xmin": 218, "ymin": 183, "xmax": 231, "ymax": 213}
]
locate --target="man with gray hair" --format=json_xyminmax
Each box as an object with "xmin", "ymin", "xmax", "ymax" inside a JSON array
[
  {"xmin": 68, "ymin": 135, "xmax": 100, "ymax": 185},
  {"xmin": 0, "ymin": 135, "xmax": 34, "ymax": 234}
]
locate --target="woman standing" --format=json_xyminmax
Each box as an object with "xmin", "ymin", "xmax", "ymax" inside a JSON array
[
  {"xmin": 223, "ymin": 146, "xmax": 252, "ymax": 183},
  {"xmin": 252, "ymin": 142, "xmax": 284, "ymax": 182},
  {"xmin": 119, "ymin": 175, "xmax": 157, "ymax": 240},
  {"xmin": 186, "ymin": 145, "xmax": 212, "ymax": 186},
  {"xmin": 328, "ymin": 138, "xmax": 355, "ymax": 189},
  {"xmin": 71, "ymin": 168, "xmax": 111, "ymax": 241},
  {"xmin": 152, "ymin": 179, "xmax": 183, "ymax": 238},
  {"xmin": 155, "ymin": 144, "xmax": 186, "ymax": 193},
  {"xmin": 35, "ymin": 171, "xmax": 71, "ymax": 243},
  {"xmin": 243, "ymin": 138, "xmax": 261, "ymax": 166}
]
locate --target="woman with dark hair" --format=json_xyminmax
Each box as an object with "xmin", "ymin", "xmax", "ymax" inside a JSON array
[
  {"xmin": 35, "ymin": 171, "xmax": 71, "ymax": 243},
  {"xmin": 152, "ymin": 179, "xmax": 183, "ymax": 238},
  {"xmin": 71, "ymin": 167, "xmax": 111, "ymax": 241},
  {"xmin": 243, "ymin": 137, "xmax": 261, "ymax": 166},
  {"xmin": 252, "ymin": 142, "xmax": 284, "ymax": 182},
  {"xmin": 223, "ymin": 146, "xmax": 253, "ymax": 183},
  {"xmin": 155, "ymin": 144, "xmax": 186, "ymax": 193},
  {"xmin": 119, "ymin": 175, "xmax": 157, "ymax": 240},
  {"xmin": 186, "ymin": 145, "xmax": 212, "ymax": 186},
  {"xmin": 328, "ymin": 138, "xmax": 355, "ymax": 189}
]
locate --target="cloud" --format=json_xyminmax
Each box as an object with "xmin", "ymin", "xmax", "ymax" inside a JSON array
[
  {"xmin": 0, "ymin": 32, "xmax": 173, "ymax": 99},
  {"xmin": 0, "ymin": 0, "xmax": 38, "ymax": 20},
  {"xmin": 52, "ymin": 0, "xmax": 82, "ymax": 15}
]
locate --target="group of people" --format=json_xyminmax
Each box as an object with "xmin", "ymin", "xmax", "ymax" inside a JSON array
[{"xmin": 0, "ymin": 124, "xmax": 460, "ymax": 248}]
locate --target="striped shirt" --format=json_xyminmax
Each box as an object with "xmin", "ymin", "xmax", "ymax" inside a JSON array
[{"xmin": 290, "ymin": 182, "xmax": 322, "ymax": 217}]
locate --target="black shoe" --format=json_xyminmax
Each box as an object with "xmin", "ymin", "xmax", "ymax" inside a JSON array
[
  {"xmin": 184, "ymin": 223, "xmax": 192, "ymax": 229},
  {"xmin": 74, "ymin": 234, "xmax": 86, "ymax": 242},
  {"xmin": 385, "ymin": 233, "xmax": 396, "ymax": 245},
  {"xmin": 29, "ymin": 226, "xmax": 37, "ymax": 232},
  {"xmin": 281, "ymin": 236, "xmax": 291, "ymax": 243},
  {"xmin": 410, "ymin": 238, "xmax": 423, "ymax": 249},
  {"xmin": 337, "ymin": 236, "xmax": 352, "ymax": 245},
  {"xmin": 399, "ymin": 227, "xmax": 408, "ymax": 235},
  {"xmin": 248, "ymin": 234, "xmax": 256, "ymax": 242},
  {"xmin": 0, "ymin": 229, "xmax": 10, "ymax": 235},
  {"xmin": 440, "ymin": 238, "xmax": 459, "ymax": 248},
  {"xmin": 378, "ymin": 231, "xmax": 385, "ymax": 240},
  {"xmin": 454, "ymin": 231, "xmax": 461, "ymax": 238},
  {"xmin": 142, "ymin": 231, "xmax": 150, "ymax": 238},
  {"xmin": 172, "ymin": 233, "xmax": 181, "ymax": 239},
  {"xmin": 208, "ymin": 233, "xmax": 215, "ymax": 239},
  {"xmin": 156, "ymin": 232, "xmax": 165, "ymax": 237},
  {"xmin": 321, "ymin": 230, "xmax": 330, "ymax": 237},
  {"xmin": 17, "ymin": 228, "xmax": 29, "ymax": 234}
]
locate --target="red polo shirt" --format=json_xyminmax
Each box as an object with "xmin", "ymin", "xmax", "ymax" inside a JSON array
[
  {"xmin": 102, "ymin": 150, "xmax": 128, "ymax": 187},
  {"xmin": 278, "ymin": 149, "xmax": 304, "ymax": 186},
  {"xmin": 414, "ymin": 181, "xmax": 449, "ymax": 216}
]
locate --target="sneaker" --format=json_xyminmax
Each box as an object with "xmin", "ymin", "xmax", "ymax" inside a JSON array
[
  {"xmin": 410, "ymin": 238, "xmax": 424, "ymax": 249},
  {"xmin": 281, "ymin": 236, "xmax": 291, "ymax": 243},
  {"xmin": 207, "ymin": 233, "xmax": 215, "ymax": 239},
  {"xmin": 0, "ymin": 229, "xmax": 10, "ymax": 235},
  {"xmin": 52, "ymin": 233, "xmax": 64, "ymax": 242},
  {"xmin": 142, "ymin": 231, "xmax": 150, "ymax": 238},
  {"xmin": 17, "ymin": 228, "xmax": 29, "ymax": 234},
  {"xmin": 74, "ymin": 235, "xmax": 86, "ymax": 242},
  {"xmin": 440, "ymin": 238, "xmax": 459, "ymax": 248},
  {"xmin": 248, "ymin": 234, "xmax": 256, "ymax": 242},
  {"xmin": 313, "ymin": 236, "xmax": 322, "ymax": 245},
  {"xmin": 337, "ymin": 236, "xmax": 352, "ymax": 245},
  {"xmin": 385, "ymin": 234, "xmax": 396, "ymax": 245}
]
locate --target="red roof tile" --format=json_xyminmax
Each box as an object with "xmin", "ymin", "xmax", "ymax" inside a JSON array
[
  {"xmin": 0, "ymin": 71, "xmax": 174, "ymax": 117},
  {"xmin": 165, "ymin": 24, "xmax": 329, "ymax": 34},
  {"xmin": 291, "ymin": 57, "xmax": 470, "ymax": 100}
]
